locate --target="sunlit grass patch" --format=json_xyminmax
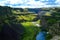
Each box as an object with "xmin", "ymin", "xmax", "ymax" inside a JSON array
[
  {"xmin": 21, "ymin": 22, "xmax": 35, "ymax": 27},
  {"xmin": 21, "ymin": 22, "xmax": 40, "ymax": 40}
]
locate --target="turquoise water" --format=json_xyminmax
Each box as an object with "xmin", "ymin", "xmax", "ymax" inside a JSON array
[{"xmin": 36, "ymin": 31, "xmax": 47, "ymax": 40}]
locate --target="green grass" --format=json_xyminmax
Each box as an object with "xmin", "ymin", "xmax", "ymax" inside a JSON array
[{"xmin": 21, "ymin": 21, "xmax": 40, "ymax": 40}]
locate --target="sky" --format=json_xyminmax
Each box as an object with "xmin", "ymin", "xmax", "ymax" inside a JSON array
[{"xmin": 0, "ymin": 0, "xmax": 60, "ymax": 8}]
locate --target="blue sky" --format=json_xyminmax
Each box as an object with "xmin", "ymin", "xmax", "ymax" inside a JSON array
[{"xmin": 0, "ymin": 0, "xmax": 60, "ymax": 8}]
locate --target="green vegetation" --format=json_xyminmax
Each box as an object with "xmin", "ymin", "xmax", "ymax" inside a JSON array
[
  {"xmin": 0, "ymin": 6, "xmax": 40, "ymax": 40},
  {"xmin": 21, "ymin": 22, "xmax": 40, "ymax": 40},
  {"xmin": 16, "ymin": 14, "xmax": 36, "ymax": 22},
  {"xmin": 0, "ymin": 6, "xmax": 60, "ymax": 40},
  {"xmin": 11, "ymin": 10, "xmax": 40, "ymax": 40}
]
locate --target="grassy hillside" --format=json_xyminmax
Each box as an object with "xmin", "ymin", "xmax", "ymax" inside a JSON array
[{"xmin": 0, "ymin": 6, "xmax": 40, "ymax": 40}]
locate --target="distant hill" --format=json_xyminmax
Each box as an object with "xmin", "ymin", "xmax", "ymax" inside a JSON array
[
  {"xmin": 12, "ymin": 8, "xmax": 23, "ymax": 12},
  {"xmin": 28, "ymin": 8, "xmax": 42, "ymax": 13},
  {"xmin": 12, "ymin": 8, "xmax": 42, "ymax": 13},
  {"xmin": 0, "ymin": 6, "xmax": 45, "ymax": 15}
]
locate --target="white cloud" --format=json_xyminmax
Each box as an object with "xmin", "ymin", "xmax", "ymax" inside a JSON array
[
  {"xmin": 0, "ymin": 0, "xmax": 60, "ymax": 8},
  {"xmin": 7, "ymin": 0, "xmax": 24, "ymax": 4},
  {"xmin": 55, "ymin": 0, "xmax": 60, "ymax": 4}
]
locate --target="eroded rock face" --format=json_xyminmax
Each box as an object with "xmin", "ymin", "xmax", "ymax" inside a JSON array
[
  {"xmin": 50, "ymin": 35, "xmax": 60, "ymax": 40},
  {"xmin": 1, "ymin": 23, "xmax": 25, "ymax": 40}
]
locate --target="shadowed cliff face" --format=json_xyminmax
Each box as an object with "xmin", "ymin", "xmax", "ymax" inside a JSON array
[
  {"xmin": 0, "ymin": 6, "xmax": 12, "ymax": 16},
  {"xmin": 0, "ymin": 6, "xmax": 25, "ymax": 40},
  {"xmin": 1, "ymin": 23, "xmax": 25, "ymax": 40}
]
